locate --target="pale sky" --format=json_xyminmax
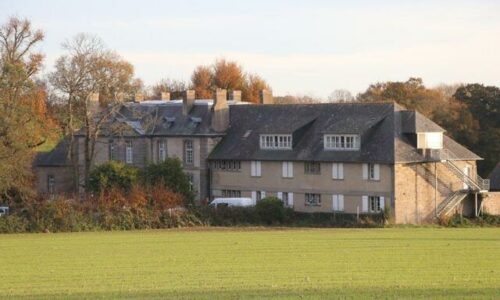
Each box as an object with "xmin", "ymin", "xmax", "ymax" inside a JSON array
[{"xmin": 1, "ymin": 0, "xmax": 499, "ymax": 97}]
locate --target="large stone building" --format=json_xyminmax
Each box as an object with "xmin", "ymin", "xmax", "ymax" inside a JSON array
[{"xmin": 35, "ymin": 89, "xmax": 494, "ymax": 223}]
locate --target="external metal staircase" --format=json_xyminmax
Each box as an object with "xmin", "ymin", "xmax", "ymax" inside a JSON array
[{"xmin": 429, "ymin": 149, "xmax": 490, "ymax": 217}]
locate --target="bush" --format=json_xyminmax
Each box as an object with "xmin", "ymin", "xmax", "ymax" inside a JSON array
[
  {"xmin": 88, "ymin": 161, "xmax": 139, "ymax": 194},
  {"xmin": 0, "ymin": 214, "xmax": 29, "ymax": 233},
  {"xmin": 255, "ymin": 197, "xmax": 286, "ymax": 225},
  {"xmin": 142, "ymin": 158, "xmax": 194, "ymax": 206}
]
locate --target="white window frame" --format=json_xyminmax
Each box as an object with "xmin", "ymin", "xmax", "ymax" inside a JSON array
[
  {"xmin": 304, "ymin": 162, "xmax": 321, "ymax": 174},
  {"xmin": 332, "ymin": 163, "xmax": 344, "ymax": 180},
  {"xmin": 158, "ymin": 140, "xmax": 167, "ymax": 162},
  {"xmin": 282, "ymin": 161, "xmax": 293, "ymax": 178},
  {"xmin": 332, "ymin": 194, "xmax": 344, "ymax": 212},
  {"xmin": 260, "ymin": 134, "xmax": 292, "ymax": 150},
  {"xmin": 125, "ymin": 141, "xmax": 133, "ymax": 164},
  {"xmin": 305, "ymin": 193, "xmax": 321, "ymax": 207},
  {"xmin": 324, "ymin": 134, "xmax": 360, "ymax": 150},
  {"xmin": 362, "ymin": 195, "xmax": 385, "ymax": 213},
  {"xmin": 251, "ymin": 161, "xmax": 261, "ymax": 177},
  {"xmin": 184, "ymin": 140, "xmax": 193, "ymax": 165}
]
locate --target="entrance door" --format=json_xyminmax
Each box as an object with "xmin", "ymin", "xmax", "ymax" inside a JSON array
[{"xmin": 463, "ymin": 165, "xmax": 471, "ymax": 189}]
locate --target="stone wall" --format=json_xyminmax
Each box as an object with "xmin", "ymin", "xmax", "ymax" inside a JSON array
[
  {"xmin": 394, "ymin": 160, "xmax": 478, "ymax": 224},
  {"xmin": 35, "ymin": 166, "xmax": 75, "ymax": 195},
  {"xmin": 482, "ymin": 192, "xmax": 500, "ymax": 215}
]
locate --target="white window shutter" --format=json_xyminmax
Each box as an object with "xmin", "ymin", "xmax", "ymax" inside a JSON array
[
  {"xmin": 277, "ymin": 192, "xmax": 283, "ymax": 200},
  {"xmin": 362, "ymin": 164, "xmax": 368, "ymax": 180},
  {"xmin": 339, "ymin": 195, "xmax": 344, "ymax": 211},
  {"xmin": 251, "ymin": 161, "xmax": 256, "ymax": 176},
  {"xmin": 282, "ymin": 162, "xmax": 287, "ymax": 177},
  {"xmin": 339, "ymin": 163, "xmax": 344, "ymax": 179},
  {"xmin": 257, "ymin": 161, "xmax": 261, "ymax": 176},
  {"xmin": 332, "ymin": 195, "xmax": 338, "ymax": 211},
  {"xmin": 332, "ymin": 163, "xmax": 338, "ymax": 179},
  {"xmin": 362, "ymin": 195, "xmax": 368, "ymax": 212},
  {"xmin": 261, "ymin": 191, "xmax": 266, "ymax": 199},
  {"xmin": 288, "ymin": 162, "xmax": 293, "ymax": 178},
  {"xmin": 251, "ymin": 191, "xmax": 257, "ymax": 202},
  {"xmin": 380, "ymin": 196, "xmax": 385, "ymax": 210},
  {"xmin": 374, "ymin": 164, "xmax": 380, "ymax": 180},
  {"xmin": 288, "ymin": 193, "xmax": 294, "ymax": 207}
]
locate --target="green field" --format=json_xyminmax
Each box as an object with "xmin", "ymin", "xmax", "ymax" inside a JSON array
[{"xmin": 1, "ymin": 228, "xmax": 499, "ymax": 299}]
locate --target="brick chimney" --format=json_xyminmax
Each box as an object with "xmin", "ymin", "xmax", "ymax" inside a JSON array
[
  {"xmin": 228, "ymin": 90, "xmax": 242, "ymax": 102},
  {"xmin": 135, "ymin": 93, "xmax": 144, "ymax": 102},
  {"xmin": 182, "ymin": 90, "xmax": 195, "ymax": 115},
  {"xmin": 211, "ymin": 88, "xmax": 229, "ymax": 132},
  {"xmin": 161, "ymin": 92, "xmax": 170, "ymax": 101},
  {"xmin": 259, "ymin": 89, "xmax": 273, "ymax": 104}
]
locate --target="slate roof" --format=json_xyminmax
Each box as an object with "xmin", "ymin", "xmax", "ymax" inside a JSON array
[
  {"xmin": 489, "ymin": 163, "xmax": 500, "ymax": 191},
  {"xmin": 209, "ymin": 102, "xmax": 481, "ymax": 163},
  {"xmin": 34, "ymin": 138, "xmax": 72, "ymax": 167}
]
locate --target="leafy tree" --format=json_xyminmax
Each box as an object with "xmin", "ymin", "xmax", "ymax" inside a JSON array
[
  {"xmin": 143, "ymin": 158, "xmax": 194, "ymax": 205},
  {"xmin": 190, "ymin": 66, "xmax": 212, "ymax": 99},
  {"xmin": 243, "ymin": 73, "xmax": 271, "ymax": 104},
  {"xmin": 0, "ymin": 17, "xmax": 51, "ymax": 202},
  {"xmin": 454, "ymin": 84, "xmax": 500, "ymax": 175},
  {"xmin": 88, "ymin": 161, "xmax": 139, "ymax": 194}
]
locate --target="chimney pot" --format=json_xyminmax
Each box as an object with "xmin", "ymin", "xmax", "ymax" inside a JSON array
[
  {"xmin": 228, "ymin": 90, "xmax": 242, "ymax": 102},
  {"xmin": 183, "ymin": 90, "xmax": 195, "ymax": 115},
  {"xmin": 259, "ymin": 89, "xmax": 273, "ymax": 105},
  {"xmin": 161, "ymin": 92, "xmax": 170, "ymax": 101},
  {"xmin": 135, "ymin": 93, "xmax": 144, "ymax": 102}
]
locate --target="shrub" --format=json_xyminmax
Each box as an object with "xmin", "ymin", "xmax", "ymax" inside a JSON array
[
  {"xmin": 88, "ymin": 161, "xmax": 139, "ymax": 194},
  {"xmin": 142, "ymin": 158, "xmax": 194, "ymax": 205},
  {"xmin": 255, "ymin": 197, "xmax": 286, "ymax": 225}
]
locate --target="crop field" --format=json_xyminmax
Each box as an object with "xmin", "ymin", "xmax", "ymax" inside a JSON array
[{"xmin": 0, "ymin": 228, "xmax": 499, "ymax": 299}]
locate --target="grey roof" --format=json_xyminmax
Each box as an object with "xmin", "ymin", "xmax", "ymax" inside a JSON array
[
  {"xmin": 34, "ymin": 138, "xmax": 72, "ymax": 167},
  {"xmin": 209, "ymin": 102, "xmax": 481, "ymax": 163},
  {"xmin": 489, "ymin": 163, "xmax": 500, "ymax": 191}
]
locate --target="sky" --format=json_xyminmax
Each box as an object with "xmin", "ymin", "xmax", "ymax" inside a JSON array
[{"xmin": 1, "ymin": 0, "xmax": 500, "ymax": 98}]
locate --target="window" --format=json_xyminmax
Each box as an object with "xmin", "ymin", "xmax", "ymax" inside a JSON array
[
  {"xmin": 260, "ymin": 134, "xmax": 292, "ymax": 150},
  {"xmin": 362, "ymin": 196, "xmax": 385, "ymax": 213},
  {"xmin": 305, "ymin": 193, "xmax": 321, "ymax": 206},
  {"xmin": 282, "ymin": 161, "xmax": 293, "ymax": 178},
  {"xmin": 363, "ymin": 163, "xmax": 380, "ymax": 180},
  {"xmin": 332, "ymin": 194, "xmax": 344, "ymax": 211},
  {"xmin": 125, "ymin": 141, "xmax": 133, "ymax": 164},
  {"xmin": 221, "ymin": 190, "xmax": 241, "ymax": 197},
  {"xmin": 324, "ymin": 134, "xmax": 360, "ymax": 150},
  {"xmin": 186, "ymin": 173, "xmax": 194, "ymax": 191},
  {"xmin": 417, "ymin": 132, "xmax": 443, "ymax": 149},
  {"xmin": 213, "ymin": 160, "xmax": 241, "ymax": 172},
  {"xmin": 305, "ymin": 162, "xmax": 321, "ymax": 174},
  {"xmin": 47, "ymin": 175, "xmax": 55, "ymax": 194},
  {"xmin": 184, "ymin": 140, "xmax": 193, "ymax": 165},
  {"xmin": 251, "ymin": 161, "xmax": 261, "ymax": 177},
  {"xmin": 158, "ymin": 140, "xmax": 167, "ymax": 162},
  {"xmin": 332, "ymin": 163, "xmax": 344, "ymax": 179},
  {"xmin": 108, "ymin": 140, "xmax": 116, "ymax": 161},
  {"xmin": 278, "ymin": 192, "xmax": 294, "ymax": 207}
]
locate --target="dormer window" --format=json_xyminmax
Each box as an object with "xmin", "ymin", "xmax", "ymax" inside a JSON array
[
  {"xmin": 260, "ymin": 134, "xmax": 292, "ymax": 150},
  {"xmin": 324, "ymin": 134, "xmax": 360, "ymax": 150},
  {"xmin": 417, "ymin": 132, "xmax": 443, "ymax": 149}
]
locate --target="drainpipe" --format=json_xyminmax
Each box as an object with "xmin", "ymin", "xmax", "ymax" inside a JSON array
[{"xmin": 435, "ymin": 162, "xmax": 438, "ymax": 218}]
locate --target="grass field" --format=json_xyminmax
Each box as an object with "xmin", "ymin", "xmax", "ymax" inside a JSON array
[{"xmin": 1, "ymin": 228, "xmax": 499, "ymax": 299}]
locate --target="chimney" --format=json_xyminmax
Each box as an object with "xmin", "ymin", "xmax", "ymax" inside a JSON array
[
  {"xmin": 88, "ymin": 92, "xmax": 99, "ymax": 112},
  {"xmin": 161, "ymin": 92, "xmax": 170, "ymax": 101},
  {"xmin": 135, "ymin": 93, "xmax": 144, "ymax": 102},
  {"xmin": 211, "ymin": 88, "xmax": 229, "ymax": 132},
  {"xmin": 228, "ymin": 90, "xmax": 242, "ymax": 102},
  {"xmin": 182, "ymin": 90, "xmax": 195, "ymax": 115},
  {"xmin": 259, "ymin": 89, "xmax": 273, "ymax": 104}
]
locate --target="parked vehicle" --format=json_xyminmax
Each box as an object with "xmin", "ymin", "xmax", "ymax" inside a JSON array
[
  {"xmin": 209, "ymin": 198, "xmax": 255, "ymax": 207},
  {"xmin": 0, "ymin": 206, "xmax": 9, "ymax": 217}
]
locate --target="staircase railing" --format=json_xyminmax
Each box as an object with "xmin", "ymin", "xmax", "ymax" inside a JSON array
[
  {"xmin": 436, "ymin": 190, "xmax": 469, "ymax": 217},
  {"xmin": 429, "ymin": 149, "xmax": 489, "ymax": 192}
]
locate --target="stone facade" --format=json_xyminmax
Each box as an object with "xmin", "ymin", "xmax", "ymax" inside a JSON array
[{"xmin": 482, "ymin": 192, "xmax": 500, "ymax": 215}]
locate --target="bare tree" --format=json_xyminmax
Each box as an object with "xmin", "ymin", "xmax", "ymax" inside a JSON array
[
  {"xmin": 150, "ymin": 78, "xmax": 187, "ymax": 100},
  {"xmin": 328, "ymin": 89, "xmax": 354, "ymax": 102},
  {"xmin": 50, "ymin": 33, "xmax": 141, "ymax": 190}
]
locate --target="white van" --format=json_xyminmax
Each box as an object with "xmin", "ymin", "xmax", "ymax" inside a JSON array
[
  {"xmin": 209, "ymin": 198, "xmax": 255, "ymax": 208},
  {"xmin": 0, "ymin": 206, "xmax": 9, "ymax": 217}
]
